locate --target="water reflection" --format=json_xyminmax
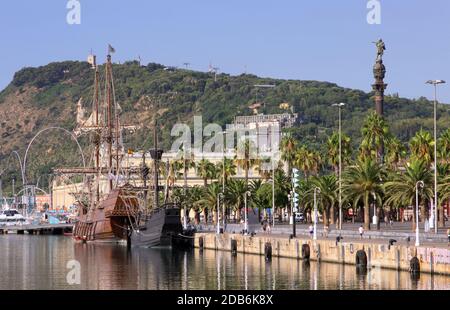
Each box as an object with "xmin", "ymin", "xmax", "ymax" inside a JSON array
[{"xmin": 0, "ymin": 236, "xmax": 448, "ymax": 290}]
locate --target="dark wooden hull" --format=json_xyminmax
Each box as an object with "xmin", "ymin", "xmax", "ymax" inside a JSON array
[{"xmin": 130, "ymin": 208, "xmax": 182, "ymax": 247}]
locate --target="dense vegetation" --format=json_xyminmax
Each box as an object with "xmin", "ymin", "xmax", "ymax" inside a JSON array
[
  {"xmin": 170, "ymin": 113, "xmax": 450, "ymax": 231},
  {"xmin": 0, "ymin": 59, "xmax": 449, "ymax": 200}
]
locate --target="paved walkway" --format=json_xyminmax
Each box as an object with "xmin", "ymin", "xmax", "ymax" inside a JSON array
[{"xmin": 197, "ymin": 221, "xmax": 450, "ymax": 247}]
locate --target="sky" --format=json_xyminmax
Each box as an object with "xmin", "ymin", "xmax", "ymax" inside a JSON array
[{"xmin": 0, "ymin": 0, "xmax": 449, "ymax": 101}]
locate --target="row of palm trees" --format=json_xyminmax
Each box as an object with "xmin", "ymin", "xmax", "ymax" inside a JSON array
[
  {"xmin": 161, "ymin": 111, "xmax": 450, "ymax": 231},
  {"xmin": 282, "ymin": 112, "xmax": 450, "ymax": 230}
]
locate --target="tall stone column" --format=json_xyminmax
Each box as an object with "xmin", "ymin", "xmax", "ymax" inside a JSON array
[
  {"xmin": 372, "ymin": 59, "xmax": 387, "ymax": 116},
  {"xmin": 372, "ymin": 39, "xmax": 388, "ymax": 163}
]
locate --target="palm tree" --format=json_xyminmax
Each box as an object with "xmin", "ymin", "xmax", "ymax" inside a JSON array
[
  {"xmin": 199, "ymin": 182, "xmax": 222, "ymax": 224},
  {"xmin": 326, "ymin": 132, "xmax": 352, "ymax": 174},
  {"xmin": 438, "ymin": 128, "xmax": 450, "ymax": 164},
  {"xmin": 273, "ymin": 169, "xmax": 290, "ymax": 222},
  {"xmin": 179, "ymin": 149, "xmax": 196, "ymax": 193},
  {"xmin": 385, "ymin": 136, "xmax": 406, "ymax": 170},
  {"xmin": 249, "ymin": 180, "xmax": 271, "ymax": 221},
  {"xmin": 225, "ymin": 179, "xmax": 247, "ymax": 222},
  {"xmin": 196, "ymin": 159, "xmax": 217, "ymax": 187},
  {"xmin": 437, "ymin": 163, "xmax": 450, "ymax": 228},
  {"xmin": 409, "ymin": 129, "xmax": 434, "ymax": 165},
  {"xmin": 216, "ymin": 158, "xmax": 237, "ymax": 185},
  {"xmin": 342, "ymin": 159, "xmax": 385, "ymax": 230},
  {"xmin": 306, "ymin": 175, "xmax": 337, "ymax": 226},
  {"xmin": 235, "ymin": 139, "xmax": 257, "ymax": 190},
  {"xmin": 255, "ymin": 157, "xmax": 272, "ymax": 181},
  {"xmin": 295, "ymin": 146, "xmax": 322, "ymax": 178},
  {"xmin": 359, "ymin": 112, "xmax": 390, "ymax": 162},
  {"xmin": 384, "ymin": 159, "xmax": 433, "ymax": 230},
  {"xmin": 296, "ymin": 178, "xmax": 314, "ymax": 223},
  {"xmin": 281, "ymin": 133, "xmax": 297, "ymax": 178}
]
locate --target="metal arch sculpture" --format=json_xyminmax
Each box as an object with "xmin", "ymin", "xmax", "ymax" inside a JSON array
[
  {"xmin": 0, "ymin": 151, "xmax": 26, "ymax": 187},
  {"xmin": 22, "ymin": 127, "xmax": 87, "ymax": 185}
]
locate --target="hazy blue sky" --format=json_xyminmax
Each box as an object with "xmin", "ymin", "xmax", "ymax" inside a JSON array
[{"xmin": 1, "ymin": 0, "xmax": 449, "ymax": 101}]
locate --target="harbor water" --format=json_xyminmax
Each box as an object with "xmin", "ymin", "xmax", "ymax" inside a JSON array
[{"xmin": 0, "ymin": 235, "xmax": 448, "ymax": 290}]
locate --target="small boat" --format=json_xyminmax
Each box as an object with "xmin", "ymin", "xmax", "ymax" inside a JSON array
[{"xmin": 0, "ymin": 209, "xmax": 30, "ymax": 227}]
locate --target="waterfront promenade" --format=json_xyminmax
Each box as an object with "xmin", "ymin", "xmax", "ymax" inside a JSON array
[
  {"xmin": 196, "ymin": 221, "xmax": 449, "ymax": 245},
  {"xmin": 194, "ymin": 231, "xmax": 450, "ymax": 276}
]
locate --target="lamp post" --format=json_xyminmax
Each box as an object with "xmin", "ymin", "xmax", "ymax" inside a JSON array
[
  {"xmin": 244, "ymin": 191, "xmax": 251, "ymax": 234},
  {"xmin": 288, "ymin": 191, "xmax": 296, "ymax": 238},
  {"xmin": 222, "ymin": 131, "xmax": 226, "ymax": 230},
  {"xmin": 313, "ymin": 187, "xmax": 321, "ymax": 241},
  {"xmin": 415, "ymin": 181, "xmax": 424, "ymax": 247},
  {"xmin": 272, "ymin": 163, "xmax": 275, "ymax": 227},
  {"xmin": 332, "ymin": 103, "xmax": 345, "ymax": 230},
  {"xmin": 217, "ymin": 193, "xmax": 224, "ymax": 234},
  {"xmin": 372, "ymin": 192, "xmax": 378, "ymax": 226},
  {"xmin": 426, "ymin": 80, "xmax": 445, "ymax": 233}
]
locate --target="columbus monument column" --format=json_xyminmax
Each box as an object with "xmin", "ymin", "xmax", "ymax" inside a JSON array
[{"xmin": 372, "ymin": 39, "xmax": 388, "ymax": 116}]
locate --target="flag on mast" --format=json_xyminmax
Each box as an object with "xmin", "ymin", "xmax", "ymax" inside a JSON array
[{"xmin": 108, "ymin": 44, "xmax": 116, "ymax": 54}]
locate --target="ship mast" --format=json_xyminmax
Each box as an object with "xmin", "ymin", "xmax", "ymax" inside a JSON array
[
  {"xmin": 105, "ymin": 54, "xmax": 114, "ymax": 191},
  {"xmin": 93, "ymin": 56, "xmax": 101, "ymax": 205}
]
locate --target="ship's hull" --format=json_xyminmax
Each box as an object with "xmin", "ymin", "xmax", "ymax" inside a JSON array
[
  {"xmin": 73, "ymin": 187, "xmax": 139, "ymax": 243},
  {"xmin": 130, "ymin": 208, "xmax": 182, "ymax": 248},
  {"xmin": 73, "ymin": 214, "xmax": 127, "ymax": 242}
]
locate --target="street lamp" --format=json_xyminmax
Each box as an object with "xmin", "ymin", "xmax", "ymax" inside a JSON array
[
  {"xmin": 313, "ymin": 187, "xmax": 321, "ymax": 241},
  {"xmin": 372, "ymin": 192, "xmax": 378, "ymax": 226},
  {"xmin": 217, "ymin": 193, "xmax": 224, "ymax": 235},
  {"xmin": 332, "ymin": 103, "xmax": 345, "ymax": 230},
  {"xmin": 222, "ymin": 131, "xmax": 227, "ymax": 230},
  {"xmin": 426, "ymin": 79, "xmax": 446, "ymax": 233},
  {"xmin": 244, "ymin": 191, "xmax": 251, "ymax": 234},
  {"xmin": 288, "ymin": 190, "xmax": 297, "ymax": 237},
  {"xmin": 415, "ymin": 181, "xmax": 425, "ymax": 247}
]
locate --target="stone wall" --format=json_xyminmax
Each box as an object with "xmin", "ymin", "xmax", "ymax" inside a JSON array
[{"xmin": 194, "ymin": 233, "xmax": 450, "ymax": 276}]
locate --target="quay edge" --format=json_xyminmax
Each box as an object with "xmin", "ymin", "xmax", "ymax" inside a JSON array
[{"xmin": 194, "ymin": 233, "xmax": 450, "ymax": 276}]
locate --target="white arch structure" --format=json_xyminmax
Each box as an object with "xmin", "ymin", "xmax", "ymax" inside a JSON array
[{"xmin": 23, "ymin": 127, "xmax": 86, "ymax": 185}]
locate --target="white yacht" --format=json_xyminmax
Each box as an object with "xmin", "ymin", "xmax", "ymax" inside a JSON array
[{"xmin": 0, "ymin": 209, "xmax": 29, "ymax": 227}]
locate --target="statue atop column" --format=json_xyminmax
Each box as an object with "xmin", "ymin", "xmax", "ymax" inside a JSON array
[{"xmin": 373, "ymin": 39, "xmax": 386, "ymax": 62}]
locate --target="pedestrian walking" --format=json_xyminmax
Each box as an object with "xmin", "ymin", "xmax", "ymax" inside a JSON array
[
  {"xmin": 261, "ymin": 220, "xmax": 267, "ymax": 234},
  {"xmin": 309, "ymin": 225, "xmax": 314, "ymax": 239},
  {"xmin": 389, "ymin": 216, "xmax": 393, "ymax": 228},
  {"xmin": 359, "ymin": 225, "xmax": 364, "ymax": 240},
  {"xmin": 324, "ymin": 225, "xmax": 329, "ymax": 238}
]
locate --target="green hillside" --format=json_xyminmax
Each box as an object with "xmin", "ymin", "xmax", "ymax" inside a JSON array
[{"xmin": 0, "ymin": 60, "xmax": 449, "ymax": 192}]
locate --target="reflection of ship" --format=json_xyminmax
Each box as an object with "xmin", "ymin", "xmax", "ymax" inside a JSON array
[{"xmin": 54, "ymin": 50, "xmax": 183, "ymax": 245}]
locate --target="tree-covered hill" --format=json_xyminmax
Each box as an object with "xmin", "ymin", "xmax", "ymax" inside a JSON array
[{"xmin": 0, "ymin": 59, "xmax": 449, "ymax": 191}]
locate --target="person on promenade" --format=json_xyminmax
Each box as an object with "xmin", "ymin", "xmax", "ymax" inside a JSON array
[
  {"xmin": 261, "ymin": 220, "xmax": 267, "ymax": 234},
  {"xmin": 359, "ymin": 225, "xmax": 364, "ymax": 240},
  {"xmin": 324, "ymin": 225, "xmax": 329, "ymax": 238},
  {"xmin": 309, "ymin": 225, "xmax": 314, "ymax": 239}
]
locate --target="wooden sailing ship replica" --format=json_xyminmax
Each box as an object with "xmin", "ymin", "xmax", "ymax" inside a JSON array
[
  {"xmin": 55, "ymin": 51, "xmax": 142, "ymax": 242},
  {"xmin": 55, "ymin": 50, "xmax": 186, "ymax": 246}
]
